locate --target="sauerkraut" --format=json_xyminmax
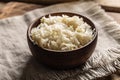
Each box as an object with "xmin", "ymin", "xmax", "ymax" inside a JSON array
[{"xmin": 31, "ymin": 15, "xmax": 93, "ymax": 51}]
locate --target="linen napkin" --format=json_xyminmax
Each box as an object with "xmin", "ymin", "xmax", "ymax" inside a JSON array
[{"xmin": 0, "ymin": 1, "xmax": 120, "ymax": 80}]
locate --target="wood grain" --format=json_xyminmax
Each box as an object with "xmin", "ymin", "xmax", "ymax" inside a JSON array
[
  {"xmin": 0, "ymin": 2, "xmax": 43, "ymax": 19},
  {"xmin": 96, "ymin": 0, "xmax": 120, "ymax": 8},
  {"xmin": 95, "ymin": 0, "xmax": 120, "ymax": 13}
]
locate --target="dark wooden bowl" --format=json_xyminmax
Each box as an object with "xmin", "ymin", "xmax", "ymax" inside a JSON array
[{"xmin": 27, "ymin": 12, "xmax": 98, "ymax": 69}]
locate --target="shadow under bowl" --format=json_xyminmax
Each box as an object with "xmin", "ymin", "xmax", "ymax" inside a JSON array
[{"xmin": 27, "ymin": 12, "xmax": 98, "ymax": 69}]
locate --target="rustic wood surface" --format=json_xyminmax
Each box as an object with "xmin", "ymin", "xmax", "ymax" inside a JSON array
[
  {"xmin": 0, "ymin": 1, "xmax": 120, "ymax": 80},
  {"xmin": 0, "ymin": 2, "xmax": 44, "ymax": 19},
  {"xmin": 96, "ymin": 0, "xmax": 120, "ymax": 7},
  {"xmin": 95, "ymin": 0, "xmax": 120, "ymax": 12}
]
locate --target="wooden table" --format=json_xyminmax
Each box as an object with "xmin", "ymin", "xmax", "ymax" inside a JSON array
[{"xmin": 0, "ymin": 1, "xmax": 120, "ymax": 23}]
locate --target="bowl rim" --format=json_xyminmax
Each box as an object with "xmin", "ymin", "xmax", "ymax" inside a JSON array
[{"xmin": 27, "ymin": 12, "xmax": 98, "ymax": 53}]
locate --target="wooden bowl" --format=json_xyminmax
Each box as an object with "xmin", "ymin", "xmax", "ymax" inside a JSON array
[{"xmin": 27, "ymin": 12, "xmax": 98, "ymax": 69}]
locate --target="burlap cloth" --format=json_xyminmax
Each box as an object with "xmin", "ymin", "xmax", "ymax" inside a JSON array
[{"xmin": 0, "ymin": 1, "xmax": 120, "ymax": 80}]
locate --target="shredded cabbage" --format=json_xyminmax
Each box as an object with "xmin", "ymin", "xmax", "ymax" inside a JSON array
[{"xmin": 31, "ymin": 15, "xmax": 93, "ymax": 51}]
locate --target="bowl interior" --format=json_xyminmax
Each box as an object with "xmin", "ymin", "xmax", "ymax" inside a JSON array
[{"xmin": 28, "ymin": 12, "xmax": 97, "ymax": 52}]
